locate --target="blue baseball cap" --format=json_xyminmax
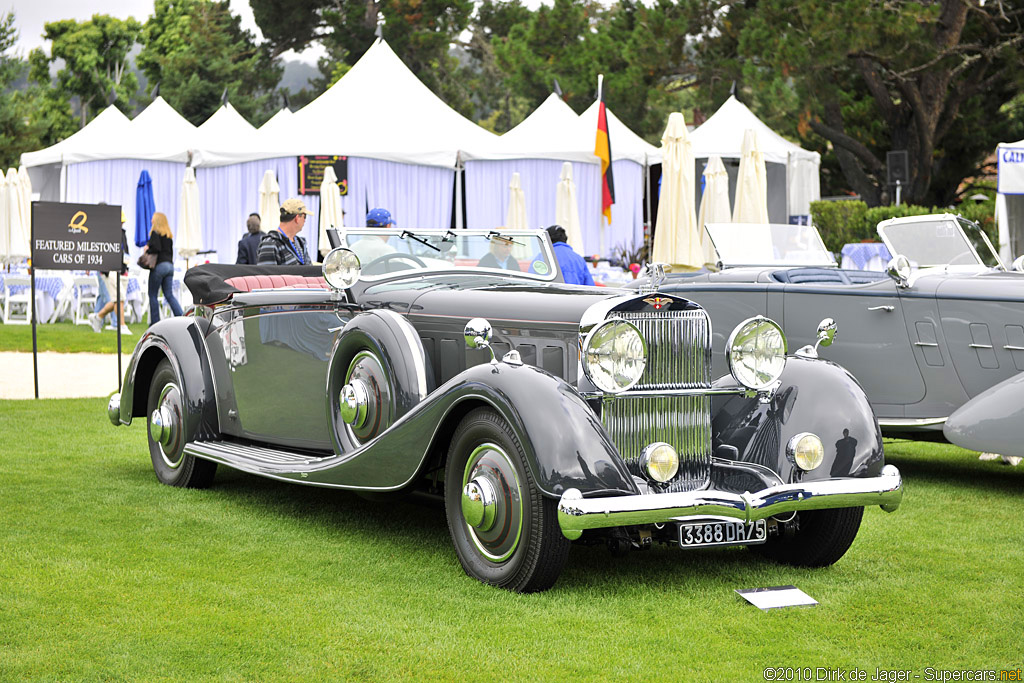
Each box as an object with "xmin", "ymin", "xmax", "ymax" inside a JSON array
[{"xmin": 366, "ymin": 208, "xmax": 395, "ymax": 227}]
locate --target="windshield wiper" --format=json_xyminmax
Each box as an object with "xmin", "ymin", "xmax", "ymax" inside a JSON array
[
  {"xmin": 487, "ymin": 230, "xmax": 524, "ymax": 247},
  {"xmin": 401, "ymin": 230, "xmax": 440, "ymax": 252}
]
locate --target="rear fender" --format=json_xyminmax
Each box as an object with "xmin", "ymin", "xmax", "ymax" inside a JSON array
[
  {"xmin": 944, "ymin": 370, "xmax": 1024, "ymax": 457},
  {"xmin": 119, "ymin": 316, "xmax": 219, "ymax": 441},
  {"xmin": 710, "ymin": 355, "xmax": 884, "ymax": 482}
]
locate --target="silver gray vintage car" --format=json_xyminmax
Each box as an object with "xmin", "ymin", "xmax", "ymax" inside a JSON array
[
  {"xmin": 642, "ymin": 214, "xmax": 1023, "ymax": 453},
  {"xmin": 107, "ymin": 228, "xmax": 903, "ymax": 592}
]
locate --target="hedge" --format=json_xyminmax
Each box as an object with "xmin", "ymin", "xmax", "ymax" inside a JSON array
[{"xmin": 809, "ymin": 199, "xmax": 997, "ymax": 253}]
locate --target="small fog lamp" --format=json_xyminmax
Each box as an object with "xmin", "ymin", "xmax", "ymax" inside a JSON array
[
  {"xmin": 323, "ymin": 247, "xmax": 361, "ymax": 289},
  {"xmin": 640, "ymin": 442, "xmax": 679, "ymax": 483},
  {"xmin": 787, "ymin": 433, "xmax": 824, "ymax": 471}
]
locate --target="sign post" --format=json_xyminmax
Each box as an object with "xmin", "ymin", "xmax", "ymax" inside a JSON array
[{"xmin": 30, "ymin": 202, "xmax": 123, "ymax": 398}]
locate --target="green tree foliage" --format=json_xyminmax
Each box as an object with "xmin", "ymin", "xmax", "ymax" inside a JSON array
[
  {"xmin": 137, "ymin": 0, "xmax": 282, "ymax": 126},
  {"xmin": 28, "ymin": 14, "xmax": 141, "ymax": 127},
  {"xmin": 727, "ymin": 0, "xmax": 1024, "ymax": 206},
  {"xmin": 0, "ymin": 11, "xmax": 33, "ymax": 167}
]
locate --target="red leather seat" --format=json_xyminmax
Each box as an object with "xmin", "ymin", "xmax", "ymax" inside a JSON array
[{"xmin": 225, "ymin": 274, "xmax": 330, "ymax": 293}]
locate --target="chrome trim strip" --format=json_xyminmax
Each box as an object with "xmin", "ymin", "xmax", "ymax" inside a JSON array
[
  {"xmin": 1004, "ymin": 345, "xmax": 1024, "ymax": 351},
  {"xmin": 581, "ymin": 387, "xmax": 750, "ymax": 399},
  {"xmin": 557, "ymin": 465, "xmax": 903, "ymax": 539},
  {"xmin": 913, "ymin": 342, "xmax": 939, "ymax": 347},
  {"xmin": 968, "ymin": 343, "xmax": 993, "ymax": 349},
  {"xmin": 878, "ymin": 417, "xmax": 947, "ymax": 427}
]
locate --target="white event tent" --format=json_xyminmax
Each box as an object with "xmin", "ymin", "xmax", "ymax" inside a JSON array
[
  {"xmin": 996, "ymin": 138, "xmax": 1024, "ymax": 263},
  {"xmin": 191, "ymin": 37, "xmax": 498, "ymax": 262},
  {"xmin": 690, "ymin": 95, "xmax": 820, "ymax": 224},
  {"xmin": 461, "ymin": 92, "xmax": 658, "ymax": 257}
]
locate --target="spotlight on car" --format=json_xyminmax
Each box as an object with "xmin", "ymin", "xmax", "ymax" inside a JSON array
[
  {"xmin": 726, "ymin": 316, "xmax": 787, "ymax": 391},
  {"xmin": 787, "ymin": 432, "xmax": 824, "ymax": 471},
  {"xmin": 582, "ymin": 318, "xmax": 647, "ymax": 394},
  {"xmin": 323, "ymin": 247, "xmax": 361, "ymax": 289},
  {"xmin": 639, "ymin": 442, "xmax": 679, "ymax": 483}
]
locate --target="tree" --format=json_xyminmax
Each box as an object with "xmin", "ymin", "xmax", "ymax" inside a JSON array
[
  {"xmin": 726, "ymin": 0, "xmax": 1024, "ymax": 205},
  {"xmin": 137, "ymin": 0, "xmax": 282, "ymax": 126},
  {"xmin": 28, "ymin": 14, "xmax": 141, "ymax": 127}
]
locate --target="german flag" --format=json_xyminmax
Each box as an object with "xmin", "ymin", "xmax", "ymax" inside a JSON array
[{"xmin": 594, "ymin": 74, "xmax": 615, "ymax": 225}]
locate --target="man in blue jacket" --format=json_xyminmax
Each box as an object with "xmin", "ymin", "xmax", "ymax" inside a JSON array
[{"xmin": 547, "ymin": 225, "xmax": 595, "ymax": 285}]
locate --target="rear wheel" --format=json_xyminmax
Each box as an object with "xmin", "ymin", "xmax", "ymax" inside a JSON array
[
  {"xmin": 752, "ymin": 507, "xmax": 863, "ymax": 567},
  {"xmin": 146, "ymin": 358, "xmax": 216, "ymax": 488},
  {"xmin": 444, "ymin": 408, "xmax": 569, "ymax": 593}
]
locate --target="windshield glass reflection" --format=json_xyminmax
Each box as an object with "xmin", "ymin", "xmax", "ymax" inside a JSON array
[
  {"xmin": 879, "ymin": 218, "xmax": 997, "ymax": 268},
  {"xmin": 706, "ymin": 223, "xmax": 836, "ymax": 267}
]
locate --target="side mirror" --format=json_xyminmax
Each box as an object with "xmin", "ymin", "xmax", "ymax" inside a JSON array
[
  {"xmin": 886, "ymin": 254, "xmax": 911, "ymax": 288},
  {"xmin": 1012, "ymin": 255, "xmax": 1024, "ymax": 273},
  {"xmin": 816, "ymin": 318, "xmax": 837, "ymax": 348},
  {"xmin": 465, "ymin": 317, "xmax": 495, "ymax": 363}
]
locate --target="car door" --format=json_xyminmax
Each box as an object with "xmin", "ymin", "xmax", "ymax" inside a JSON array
[{"xmin": 782, "ymin": 277, "xmax": 925, "ymax": 409}]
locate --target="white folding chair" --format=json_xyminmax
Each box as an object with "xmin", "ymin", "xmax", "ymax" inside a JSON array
[
  {"xmin": 72, "ymin": 275, "xmax": 100, "ymax": 325},
  {"xmin": 2, "ymin": 275, "xmax": 32, "ymax": 324}
]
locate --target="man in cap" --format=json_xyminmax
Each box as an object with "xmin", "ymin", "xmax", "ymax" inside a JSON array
[
  {"xmin": 258, "ymin": 198, "xmax": 312, "ymax": 265},
  {"xmin": 350, "ymin": 208, "xmax": 397, "ymax": 264}
]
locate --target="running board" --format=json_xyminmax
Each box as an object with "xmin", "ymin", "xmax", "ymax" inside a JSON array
[{"xmin": 184, "ymin": 440, "xmax": 334, "ymax": 474}]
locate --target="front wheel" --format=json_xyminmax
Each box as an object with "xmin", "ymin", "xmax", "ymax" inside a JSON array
[
  {"xmin": 751, "ymin": 506, "xmax": 863, "ymax": 567},
  {"xmin": 146, "ymin": 358, "xmax": 216, "ymax": 488},
  {"xmin": 444, "ymin": 408, "xmax": 570, "ymax": 593}
]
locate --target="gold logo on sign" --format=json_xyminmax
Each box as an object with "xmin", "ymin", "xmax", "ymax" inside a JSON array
[
  {"xmin": 643, "ymin": 296, "xmax": 672, "ymax": 310},
  {"xmin": 68, "ymin": 211, "xmax": 89, "ymax": 234}
]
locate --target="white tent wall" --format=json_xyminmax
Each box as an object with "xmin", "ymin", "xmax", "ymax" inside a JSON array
[
  {"xmin": 356, "ymin": 157, "xmax": 454, "ymax": 230},
  {"xmin": 26, "ymin": 164, "xmax": 61, "ymax": 202},
  {"xmin": 65, "ymin": 159, "xmax": 185, "ymax": 259},
  {"xmin": 465, "ymin": 158, "xmax": 644, "ymax": 256},
  {"xmin": 694, "ymin": 158, "xmax": 788, "ymax": 224}
]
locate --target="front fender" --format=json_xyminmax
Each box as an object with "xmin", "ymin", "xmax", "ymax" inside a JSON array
[
  {"xmin": 118, "ymin": 316, "xmax": 219, "ymax": 441},
  {"xmin": 944, "ymin": 371, "xmax": 1024, "ymax": 457},
  {"xmin": 711, "ymin": 355, "xmax": 884, "ymax": 482},
  {"xmin": 303, "ymin": 360, "xmax": 637, "ymax": 498}
]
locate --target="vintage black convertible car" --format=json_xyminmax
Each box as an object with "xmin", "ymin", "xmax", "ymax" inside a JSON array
[{"xmin": 108, "ymin": 228, "xmax": 903, "ymax": 592}]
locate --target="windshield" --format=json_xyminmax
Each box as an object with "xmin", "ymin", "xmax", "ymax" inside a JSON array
[
  {"xmin": 878, "ymin": 216, "xmax": 1001, "ymax": 268},
  {"xmin": 340, "ymin": 229, "xmax": 559, "ymax": 281},
  {"xmin": 705, "ymin": 223, "xmax": 837, "ymax": 267}
]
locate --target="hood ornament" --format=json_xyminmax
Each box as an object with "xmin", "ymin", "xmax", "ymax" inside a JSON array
[{"xmin": 639, "ymin": 263, "xmax": 667, "ymax": 294}]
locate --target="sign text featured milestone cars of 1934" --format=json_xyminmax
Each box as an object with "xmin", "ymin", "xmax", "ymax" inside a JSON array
[{"xmin": 31, "ymin": 202, "xmax": 123, "ymax": 272}]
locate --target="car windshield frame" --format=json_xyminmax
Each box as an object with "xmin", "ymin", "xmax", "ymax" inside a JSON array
[
  {"xmin": 705, "ymin": 223, "xmax": 838, "ymax": 268},
  {"xmin": 877, "ymin": 214, "xmax": 1004, "ymax": 269},
  {"xmin": 339, "ymin": 228, "xmax": 561, "ymax": 282}
]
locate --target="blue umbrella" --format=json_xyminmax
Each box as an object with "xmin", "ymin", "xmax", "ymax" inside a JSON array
[{"xmin": 135, "ymin": 170, "xmax": 156, "ymax": 247}]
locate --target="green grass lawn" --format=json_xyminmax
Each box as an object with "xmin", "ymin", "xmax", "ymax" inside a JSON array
[
  {"xmin": 0, "ymin": 321, "xmax": 145, "ymax": 354},
  {"xmin": 1, "ymin": 399, "xmax": 1022, "ymax": 680}
]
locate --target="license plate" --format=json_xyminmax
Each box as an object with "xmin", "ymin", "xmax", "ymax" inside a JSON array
[{"xmin": 678, "ymin": 519, "xmax": 767, "ymax": 548}]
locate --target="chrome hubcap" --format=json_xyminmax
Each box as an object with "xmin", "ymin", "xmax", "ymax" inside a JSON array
[
  {"xmin": 339, "ymin": 380, "xmax": 369, "ymax": 428},
  {"xmin": 150, "ymin": 383, "xmax": 183, "ymax": 469},
  {"xmin": 462, "ymin": 443, "xmax": 523, "ymax": 562}
]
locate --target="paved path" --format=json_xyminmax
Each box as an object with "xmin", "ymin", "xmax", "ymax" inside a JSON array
[{"xmin": 0, "ymin": 352, "xmax": 132, "ymax": 400}]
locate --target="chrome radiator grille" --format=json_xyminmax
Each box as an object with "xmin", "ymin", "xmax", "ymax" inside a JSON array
[{"xmin": 601, "ymin": 309, "xmax": 713, "ymax": 492}]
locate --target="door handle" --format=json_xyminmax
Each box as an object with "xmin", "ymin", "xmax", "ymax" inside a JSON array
[
  {"xmin": 868, "ymin": 305, "xmax": 894, "ymax": 312},
  {"xmin": 969, "ymin": 343, "xmax": 993, "ymax": 349}
]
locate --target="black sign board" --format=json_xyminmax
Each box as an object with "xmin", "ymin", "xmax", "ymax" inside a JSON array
[
  {"xmin": 298, "ymin": 155, "xmax": 348, "ymax": 196},
  {"xmin": 887, "ymin": 151, "xmax": 909, "ymax": 186},
  {"xmin": 31, "ymin": 201, "xmax": 122, "ymax": 271}
]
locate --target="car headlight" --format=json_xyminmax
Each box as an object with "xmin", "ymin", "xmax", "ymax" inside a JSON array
[
  {"xmin": 323, "ymin": 247, "xmax": 361, "ymax": 289},
  {"xmin": 582, "ymin": 318, "xmax": 647, "ymax": 393},
  {"xmin": 726, "ymin": 316, "xmax": 787, "ymax": 390},
  {"xmin": 787, "ymin": 433, "xmax": 824, "ymax": 471},
  {"xmin": 640, "ymin": 442, "xmax": 679, "ymax": 483}
]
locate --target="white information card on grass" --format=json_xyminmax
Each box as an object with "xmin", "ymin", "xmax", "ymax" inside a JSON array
[{"xmin": 736, "ymin": 586, "xmax": 818, "ymax": 610}]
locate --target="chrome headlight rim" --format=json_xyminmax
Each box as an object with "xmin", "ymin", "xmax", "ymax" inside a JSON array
[
  {"xmin": 322, "ymin": 247, "xmax": 361, "ymax": 290},
  {"xmin": 581, "ymin": 317, "xmax": 648, "ymax": 394},
  {"xmin": 725, "ymin": 315, "xmax": 787, "ymax": 391},
  {"xmin": 786, "ymin": 432, "xmax": 824, "ymax": 472},
  {"xmin": 639, "ymin": 442, "xmax": 679, "ymax": 484}
]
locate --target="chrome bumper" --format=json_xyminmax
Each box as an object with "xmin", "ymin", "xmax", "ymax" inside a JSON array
[{"xmin": 556, "ymin": 464, "xmax": 903, "ymax": 540}]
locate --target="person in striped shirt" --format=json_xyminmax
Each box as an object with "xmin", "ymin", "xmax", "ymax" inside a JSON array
[{"xmin": 258, "ymin": 198, "xmax": 312, "ymax": 266}]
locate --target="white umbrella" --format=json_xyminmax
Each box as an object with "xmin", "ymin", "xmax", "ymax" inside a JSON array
[
  {"xmin": 258, "ymin": 170, "xmax": 280, "ymax": 233},
  {"xmin": 652, "ymin": 112, "xmax": 703, "ymax": 268},
  {"xmin": 177, "ymin": 166, "xmax": 202, "ymax": 261},
  {"xmin": 733, "ymin": 129, "xmax": 769, "ymax": 223},
  {"xmin": 0, "ymin": 170, "xmax": 9, "ymax": 263},
  {"xmin": 697, "ymin": 155, "xmax": 731, "ymax": 263},
  {"xmin": 318, "ymin": 166, "xmax": 345, "ymax": 257},
  {"xmin": 5, "ymin": 167, "xmax": 30, "ymax": 264},
  {"xmin": 506, "ymin": 172, "xmax": 527, "ymax": 230},
  {"xmin": 555, "ymin": 162, "xmax": 584, "ymax": 253}
]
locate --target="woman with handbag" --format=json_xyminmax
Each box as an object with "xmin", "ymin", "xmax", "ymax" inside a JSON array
[{"xmin": 143, "ymin": 212, "xmax": 184, "ymax": 324}]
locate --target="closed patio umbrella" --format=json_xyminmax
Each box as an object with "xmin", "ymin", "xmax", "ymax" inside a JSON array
[
  {"xmin": 506, "ymin": 172, "xmax": 527, "ymax": 231},
  {"xmin": 697, "ymin": 155, "xmax": 731, "ymax": 263},
  {"xmin": 555, "ymin": 162, "xmax": 584, "ymax": 253},
  {"xmin": 318, "ymin": 166, "xmax": 345, "ymax": 258},
  {"xmin": 5, "ymin": 167, "xmax": 30, "ymax": 264},
  {"xmin": 258, "ymin": 170, "xmax": 280, "ymax": 233},
  {"xmin": 177, "ymin": 167, "xmax": 202, "ymax": 261},
  {"xmin": 135, "ymin": 170, "xmax": 156, "ymax": 247},
  {"xmin": 0, "ymin": 171, "xmax": 8, "ymax": 263},
  {"xmin": 733, "ymin": 129, "xmax": 769, "ymax": 224},
  {"xmin": 652, "ymin": 112, "xmax": 703, "ymax": 268}
]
